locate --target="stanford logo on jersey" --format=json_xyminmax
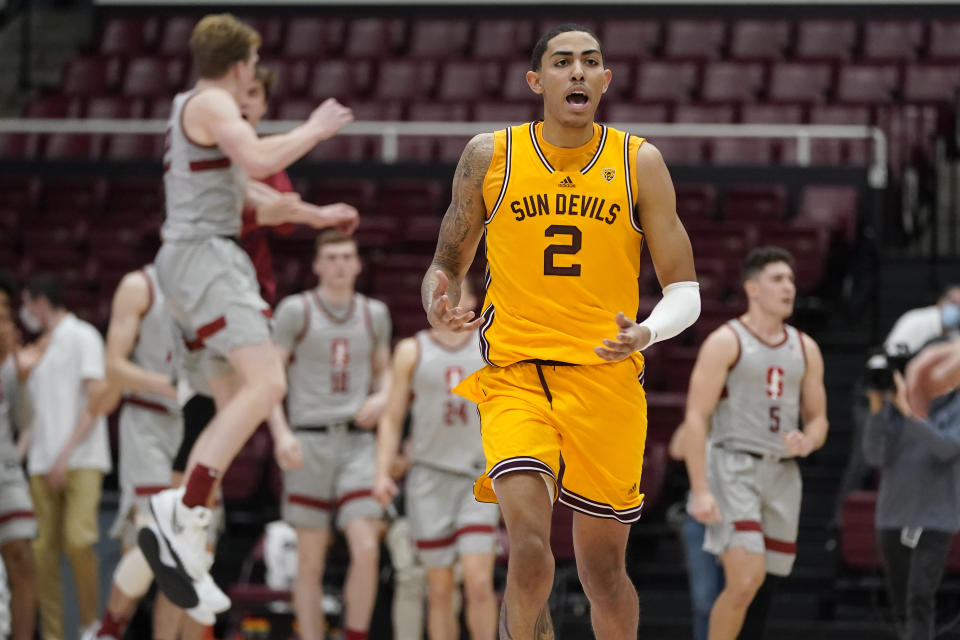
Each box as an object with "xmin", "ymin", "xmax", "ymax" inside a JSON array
[
  {"xmin": 445, "ymin": 366, "xmax": 464, "ymax": 393},
  {"xmin": 766, "ymin": 366, "xmax": 785, "ymax": 400}
]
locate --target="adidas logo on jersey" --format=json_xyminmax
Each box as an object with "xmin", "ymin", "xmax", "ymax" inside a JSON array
[{"xmin": 558, "ymin": 176, "xmax": 576, "ymax": 188}]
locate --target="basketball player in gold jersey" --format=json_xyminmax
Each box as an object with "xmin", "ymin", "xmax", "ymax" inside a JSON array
[{"xmin": 422, "ymin": 24, "xmax": 701, "ymax": 640}]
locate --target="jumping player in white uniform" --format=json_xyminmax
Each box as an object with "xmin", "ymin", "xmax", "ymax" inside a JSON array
[
  {"xmin": 271, "ymin": 230, "xmax": 392, "ymax": 640},
  {"xmin": 0, "ymin": 282, "xmax": 37, "ymax": 640},
  {"xmin": 138, "ymin": 13, "xmax": 359, "ymax": 613},
  {"xmin": 682, "ymin": 247, "xmax": 828, "ymax": 640},
  {"xmin": 374, "ymin": 278, "xmax": 499, "ymax": 640}
]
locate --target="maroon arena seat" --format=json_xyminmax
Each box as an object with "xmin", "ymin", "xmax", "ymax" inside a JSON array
[
  {"xmin": 377, "ymin": 181, "xmax": 444, "ymax": 217},
  {"xmin": 436, "ymin": 62, "xmax": 498, "ymax": 101},
  {"xmin": 85, "ymin": 96, "xmax": 141, "ymax": 119},
  {"xmin": 836, "ymin": 64, "xmax": 899, "ymax": 104},
  {"xmin": 372, "ymin": 60, "xmax": 437, "ymax": 101},
  {"xmin": 600, "ymin": 20, "xmax": 661, "ymax": 60},
  {"xmin": 500, "ymin": 61, "xmax": 543, "ymax": 102},
  {"xmin": 157, "ymin": 16, "xmax": 196, "ymax": 56},
  {"xmin": 639, "ymin": 441, "xmax": 668, "ymax": 510},
  {"xmin": 99, "ymin": 17, "xmax": 154, "ymax": 56},
  {"xmin": 767, "ymin": 62, "xmax": 832, "ymax": 103},
  {"xmin": 633, "ymin": 61, "xmax": 699, "ymax": 102},
  {"xmin": 105, "ymin": 134, "xmax": 163, "ymax": 160},
  {"xmin": 644, "ymin": 392, "xmax": 685, "ymax": 444},
  {"xmin": 694, "ymin": 258, "xmax": 730, "ymax": 301},
  {"xmin": 861, "ymin": 20, "xmax": 923, "ymax": 61},
  {"xmin": 307, "ymin": 60, "xmax": 371, "ymax": 101},
  {"xmin": 840, "ymin": 491, "xmax": 881, "ymax": 569},
  {"xmin": 61, "ymin": 57, "xmax": 120, "ymax": 97},
  {"xmin": 537, "ymin": 19, "xmax": 599, "ymax": 38},
  {"xmin": 903, "ymin": 64, "xmax": 960, "ymax": 103},
  {"xmin": 928, "ymin": 20, "xmax": 960, "ymax": 60},
  {"xmin": 145, "ymin": 97, "xmax": 173, "ymax": 120},
  {"xmin": 710, "ymin": 139, "xmax": 776, "ymax": 165},
  {"xmin": 0, "ymin": 133, "xmax": 38, "ymax": 160},
  {"xmin": 283, "ymin": 18, "xmax": 341, "ymax": 58},
  {"xmin": 675, "ymin": 183, "xmax": 717, "ymax": 220},
  {"xmin": 809, "ymin": 104, "xmax": 872, "ymax": 125},
  {"xmin": 104, "ymin": 178, "xmax": 163, "ymax": 215},
  {"xmin": 42, "ymin": 134, "xmax": 101, "ymax": 160},
  {"xmin": 606, "ymin": 103, "xmax": 670, "ymax": 124},
  {"xmin": 674, "ymin": 104, "xmax": 735, "ymax": 124},
  {"xmin": 407, "ymin": 19, "xmax": 470, "ymax": 59},
  {"xmin": 255, "ymin": 59, "xmax": 301, "ymax": 100},
  {"xmin": 394, "ymin": 138, "xmax": 436, "ymax": 163},
  {"xmin": 436, "ymin": 136, "xmax": 474, "ymax": 163},
  {"xmin": 309, "ymin": 179, "xmax": 377, "ymax": 212},
  {"xmin": 23, "ymin": 95, "xmax": 78, "ymax": 119},
  {"xmin": 729, "ymin": 20, "xmax": 790, "ymax": 60},
  {"xmin": 408, "ymin": 101, "xmax": 470, "ymax": 122},
  {"xmin": 473, "ymin": 102, "xmax": 537, "ymax": 124},
  {"xmin": 663, "ymin": 345, "xmax": 699, "ymax": 392},
  {"xmin": 808, "ymin": 105, "xmax": 872, "ymax": 165},
  {"xmin": 797, "ymin": 185, "xmax": 859, "ymax": 246},
  {"xmin": 795, "ymin": 20, "xmax": 857, "ymax": 61},
  {"xmin": 663, "ymin": 19, "xmax": 726, "ymax": 60},
  {"xmin": 347, "ymin": 100, "xmax": 404, "ymax": 121},
  {"xmin": 354, "ymin": 215, "xmax": 399, "ymax": 249},
  {"xmin": 306, "ymin": 137, "xmax": 372, "ymax": 163},
  {"xmin": 649, "ymin": 138, "xmax": 705, "ymax": 165},
  {"xmin": 723, "ymin": 184, "xmax": 787, "ymax": 222},
  {"xmin": 342, "ymin": 18, "xmax": 405, "ymax": 59},
  {"xmin": 701, "ymin": 62, "xmax": 765, "ymax": 103},
  {"xmin": 122, "ymin": 57, "xmax": 185, "ymax": 98},
  {"xmin": 740, "ymin": 104, "xmax": 804, "ymax": 124},
  {"xmin": 756, "ymin": 227, "xmax": 829, "ymax": 291},
  {"xmin": 471, "ymin": 19, "xmax": 535, "ymax": 61},
  {"xmin": 237, "ymin": 16, "xmax": 283, "ymax": 54}
]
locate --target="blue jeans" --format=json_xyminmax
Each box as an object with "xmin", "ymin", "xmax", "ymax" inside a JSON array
[{"xmin": 682, "ymin": 515, "xmax": 725, "ymax": 640}]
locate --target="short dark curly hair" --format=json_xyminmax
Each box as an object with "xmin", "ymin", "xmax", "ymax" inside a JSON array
[
  {"xmin": 741, "ymin": 247, "xmax": 795, "ymax": 283},
  {"xmin": 530, "ymin": 23, "xmax": 602, "ymax": 71}
]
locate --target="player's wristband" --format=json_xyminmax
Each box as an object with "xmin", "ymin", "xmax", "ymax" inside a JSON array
[{"xmin": 638, "ymin": 281, "xmax": 701, "ymax": 350}]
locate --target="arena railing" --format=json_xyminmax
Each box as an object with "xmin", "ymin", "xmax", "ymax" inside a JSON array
[{"xmin": 0, "ymin": 118, "xmax": 888, "ymax": 189}]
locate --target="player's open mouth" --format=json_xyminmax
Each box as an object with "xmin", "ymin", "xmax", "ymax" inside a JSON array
[{"xmin": 565, "ymin": 90, "xmax": 590, "ymax": 111}]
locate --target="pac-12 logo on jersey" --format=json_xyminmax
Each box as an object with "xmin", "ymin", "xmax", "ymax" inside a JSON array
[
  {"xmin": 766, "ymin": 366, "xmax": 785, "ymax": 400},
  {"xmin": 444, "ymin": 366, "xmax": 464, "ymax": 393}
]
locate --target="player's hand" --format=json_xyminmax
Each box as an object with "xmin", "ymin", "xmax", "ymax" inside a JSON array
[
  {"xmin": 427, "ymin": 271, "xmax": 483, "ymax": 333},
  {"xmin": 14, "ymin": 336, "xmax": 49, "ymax": 382},
  {"xmin": 906, "ymin": 340, "xmax": 960, "ymax": 418},
  {"xmin": 594, "ymin": 312, "xmax": 651, "ymax": 361},
  {"xmin": 373, "ymin": 471, "xmax": 399, "ymax": 507},
  {"xmin": 353, "ymin": 396, "xmax": 384, "ymax": 429},
  {"xmin": 782, "ymin": 430, "xmax": 814, "ymax": 458},
  {"xmin": 274, "ymin": 431, "xmax": 304, "ymax": 471},
  {"xmin": 689, "ymin": 490, "xmax": 721, "ymax": 524},
  {"xmin": 45, "ymin": 455, "xmax": 69, "ymax": 492},
  {"xmin": 302, "ymin": 202, "xmax": 359, "ymax": 235},
  {"xmin": 307, "ymin": 98, "xmax": 354, "ymax": 142}
]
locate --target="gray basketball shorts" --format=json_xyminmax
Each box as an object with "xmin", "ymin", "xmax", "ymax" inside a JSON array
[
  {"xmin": 0, "ymin": 460, "xmax": 37, "ymax": 544},
  {"xmin": 282, "ymin": 428, "xmax": 384, "ymax": 531},
  {"xmin": 407, "ymin": 464, "xmax": 500, "ymax": 568},
  {"xmin": 156, "ymin": 237, "xmax": 271, "ymax": 372},
  {"xmin": 110, "ymin": 402, "xmax": 183, "ymax": 546},
  {"xmin": 703, "ymin": 445, "xmax": 801, "ymax": 576}
]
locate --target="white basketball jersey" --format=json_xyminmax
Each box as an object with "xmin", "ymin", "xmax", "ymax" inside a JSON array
[
  {"xmin": 409, "ymin": 330, "xmax": 486, "ymax": 476},
  {"xmin": 709, "ymin": 319, "xmax": 807, "ymax": 457}
]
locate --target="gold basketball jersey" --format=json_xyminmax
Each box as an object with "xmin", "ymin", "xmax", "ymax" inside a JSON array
[{"xmin": 479, "ymin": 122, "xmax": 646, "ymax": 367}]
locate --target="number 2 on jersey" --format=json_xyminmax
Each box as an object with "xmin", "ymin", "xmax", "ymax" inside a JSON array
[{"xmin": 543, "ymin": 225, "xmax": 582, "ymax": 276}]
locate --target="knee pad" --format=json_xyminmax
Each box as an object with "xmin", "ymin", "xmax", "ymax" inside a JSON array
[{"xmin": 113, "ymin": 547, "xmax": 154, "ymax": 599}]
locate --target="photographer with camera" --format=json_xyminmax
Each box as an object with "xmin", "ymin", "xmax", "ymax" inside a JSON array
[{"xmin": 863, "ymin": 339, "xmax": 960, "ymax": 640}]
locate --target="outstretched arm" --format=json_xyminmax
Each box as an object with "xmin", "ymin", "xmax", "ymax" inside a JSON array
[
  {"xmin": 421, "ymin": 133, "xmax": 493, "ymax": 331},
  {"xmin": 246, "ymin": 179, "xmax": 359, "ymax": 235},
  {"xmin": 187, "ymin": 89, "xmax": 353, "ymax": 179}
]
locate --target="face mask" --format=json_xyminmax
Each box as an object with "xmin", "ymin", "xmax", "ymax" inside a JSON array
[
  {"xmin": 19, "ymin": 306, "xmax": 42, "ymax": 334},
  {"xmin": 942, "ymin": 303, "xmax": 960, "ymax": 332}
]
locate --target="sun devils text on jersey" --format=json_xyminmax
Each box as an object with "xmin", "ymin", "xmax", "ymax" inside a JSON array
[{"xmin": 479, "ymin": 121, "xmax": 646, "ymax": 367}]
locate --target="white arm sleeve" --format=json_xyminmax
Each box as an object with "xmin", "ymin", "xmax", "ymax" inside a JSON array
[{"xmin": 638, "ymin": 281, "xmax": 701, "ymax": 350}]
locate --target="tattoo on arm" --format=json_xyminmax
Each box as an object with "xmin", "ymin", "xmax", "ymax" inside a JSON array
[{"xmin": 421, "ymin": 133, "xmax": 493, "ymax": 312}]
